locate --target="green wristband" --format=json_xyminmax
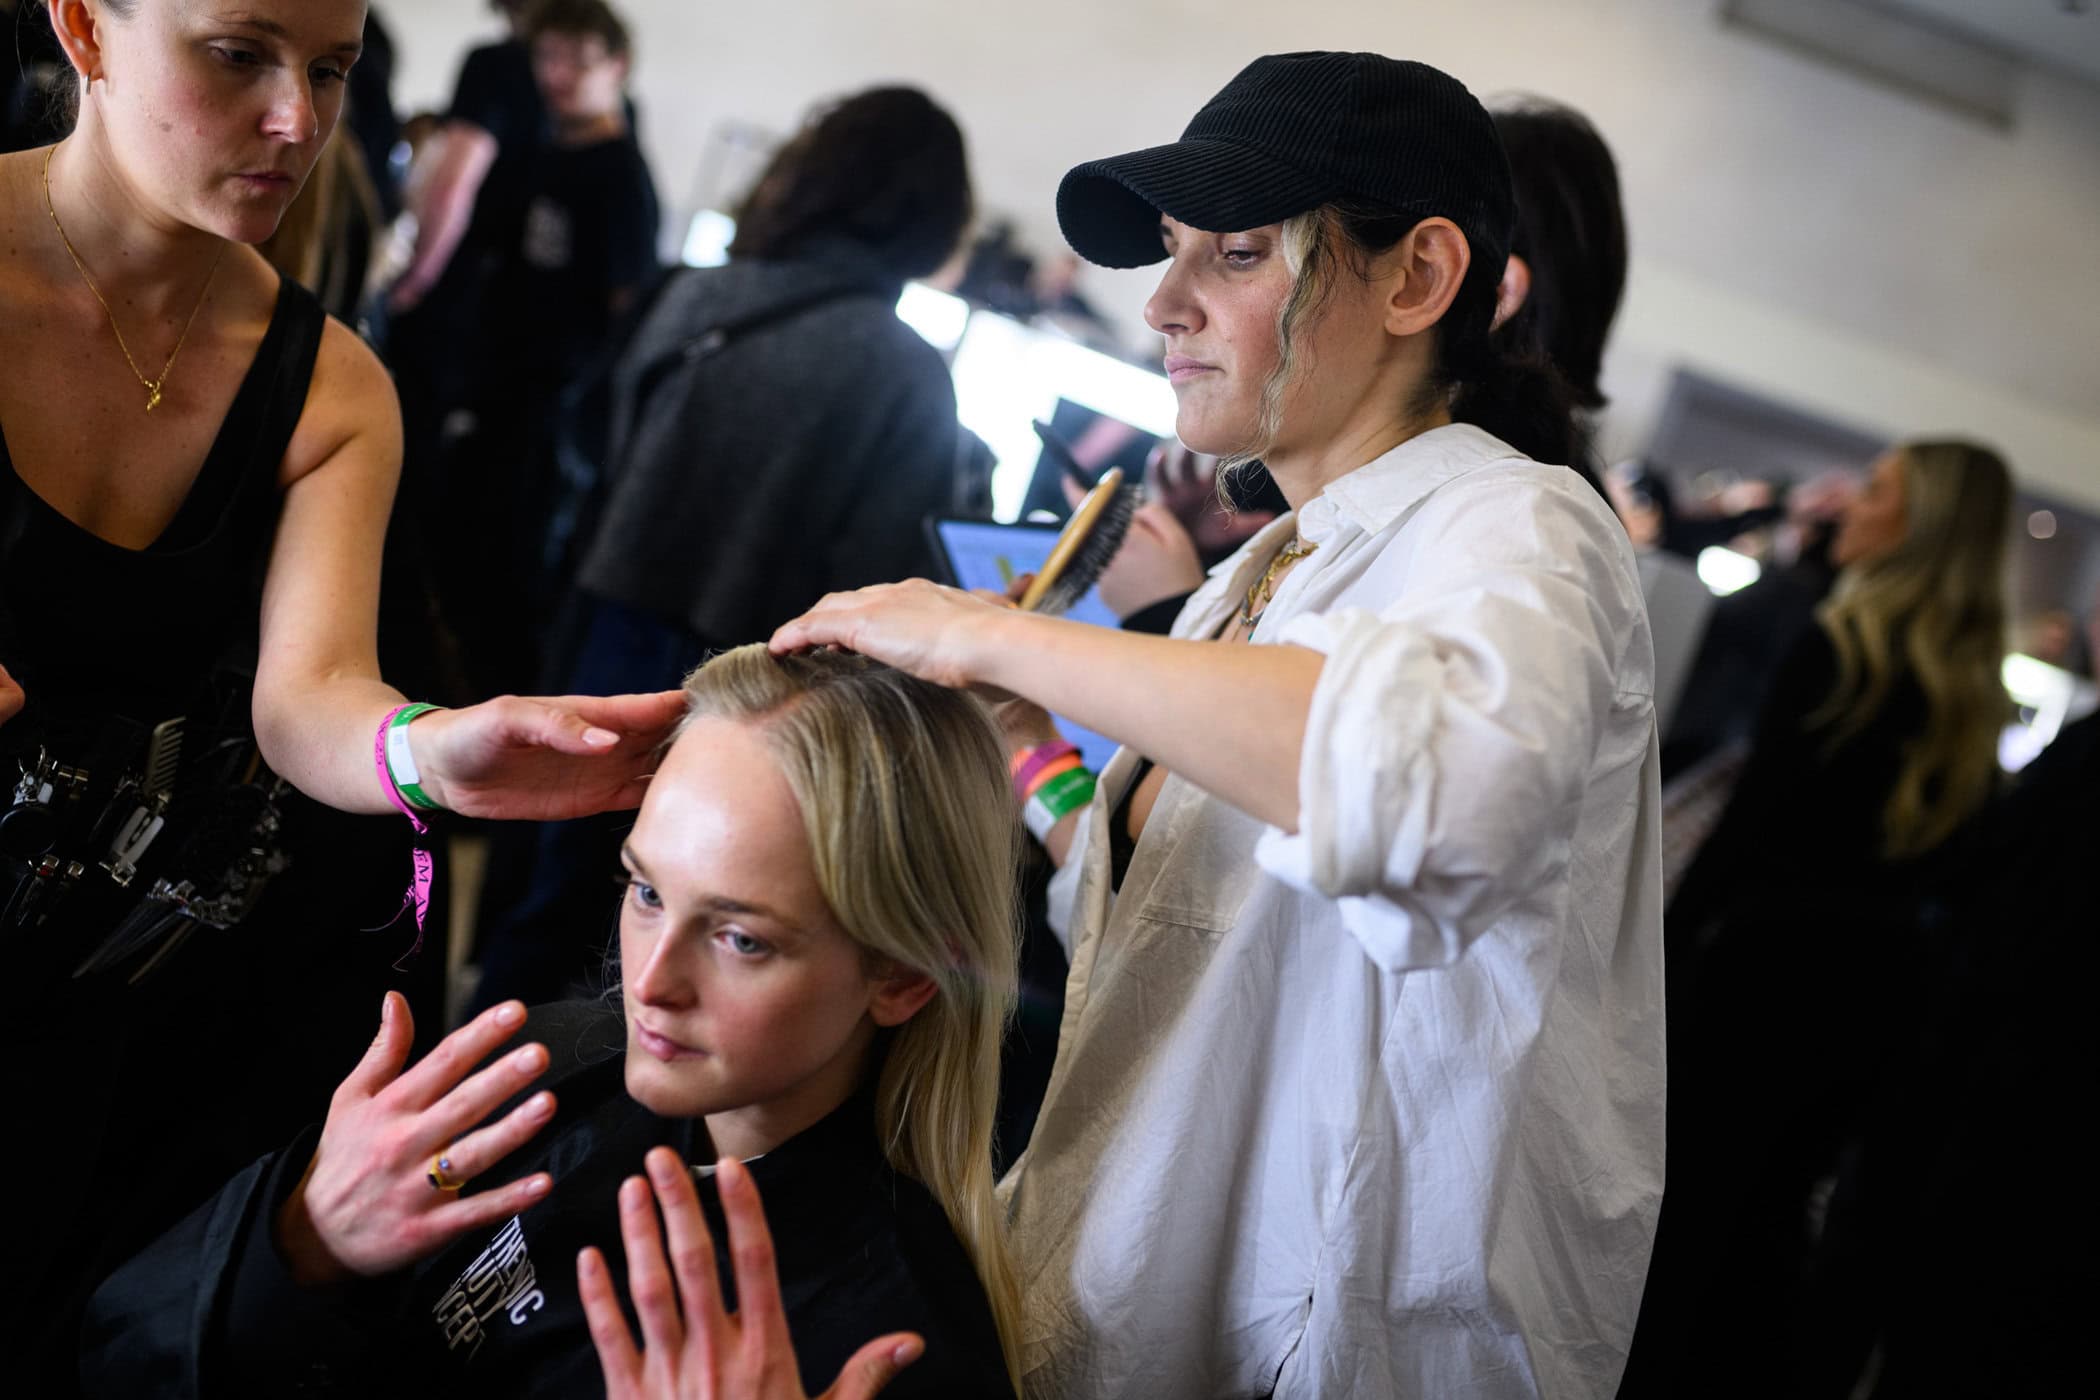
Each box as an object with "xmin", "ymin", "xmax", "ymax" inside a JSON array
[
  {"xmin": 385, "ymin": 703, "xmax": 445, "ymax": 812},
  {"xmin": 1029, "ymin": 767, "xmax": 1097, "ymax": 822}
]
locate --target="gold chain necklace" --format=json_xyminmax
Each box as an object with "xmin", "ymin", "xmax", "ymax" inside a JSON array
[
  {"xmin": 1238, "ymin": 536, "xmax": 1318, "ymax": 629},
  {"xmin": 42, "ymin": 146, "xmax": 227, "ymax": 413}
]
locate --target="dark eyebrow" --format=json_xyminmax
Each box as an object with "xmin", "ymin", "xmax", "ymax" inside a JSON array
[
  {"xmin": 218, "ymin": 14, "xmax": 365, "ymax": 57},
  {"xmin": 618, "ymin": 845, "xmax": 803, "ymax": 930}
]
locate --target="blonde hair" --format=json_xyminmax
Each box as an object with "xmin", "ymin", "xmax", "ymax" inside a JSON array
[
  {"xmin": 1812, "ymin": 440, "xmax": 2012, "ymax": 859},
  {"xmin": 257, "ymin": 127, "xmax": 379, "ymax": 301},
  {"xmin": 677, "ymin": 645, "xmax": 1023, "ymax": 1390}
]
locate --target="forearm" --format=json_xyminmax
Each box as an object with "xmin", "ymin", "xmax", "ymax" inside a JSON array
[
  {"xmin": 253, "ymin": 670, "xmax": 409, "ymax": 816},
  {"xmin": 974, "ymin": 612, "xmax": 1320, "ymax": 833},
  {"xmin": 399, "ymin": 127, "xmax": 495, "ymax": 300}
]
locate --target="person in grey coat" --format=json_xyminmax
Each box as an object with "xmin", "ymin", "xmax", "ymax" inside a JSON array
[{"xmin": 473, "ymin": 85, "xmax": 986, "ymax": 1011}]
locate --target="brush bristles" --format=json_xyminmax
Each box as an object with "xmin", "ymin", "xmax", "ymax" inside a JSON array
[{"xmin": 1032, "ymin": 479, "xmax": 1138, "ymax": 617}]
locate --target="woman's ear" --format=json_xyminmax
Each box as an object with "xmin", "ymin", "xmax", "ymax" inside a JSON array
[
  {"xmin": 1383, "ymin": 216, "xmax": 1472, "ymax": 338},
  {"xmin": 868, "ymin": 965, "xmax": 938, "ymax": 1028},
  {"xmin": 48, "ymin": 1, "xmax": 107, "ymax": 83},
  {"xmin": 1493, "ymin": 253, "xmax": 1532, "ymax": 331}
]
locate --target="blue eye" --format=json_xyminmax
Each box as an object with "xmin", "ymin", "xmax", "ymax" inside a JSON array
[
  {"xmin": 719, "ymin": 930, "xmax": 768, "ymax": 957},
  {"xmin": 625, "ymin": 879, "xmax": 661, "ymax": 911}
]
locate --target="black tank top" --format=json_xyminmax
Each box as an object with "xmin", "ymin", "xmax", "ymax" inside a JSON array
[{"xmin": 0, "ymin": 276, "xmax": 326, "ymax": 732}]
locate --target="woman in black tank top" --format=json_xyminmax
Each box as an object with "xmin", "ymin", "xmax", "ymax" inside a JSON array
[{"xmin": 0, "ymin": 5, "xmax": 680, "ymax": 1390}]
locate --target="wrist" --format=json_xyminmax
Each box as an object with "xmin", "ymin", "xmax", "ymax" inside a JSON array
[
  {"xmin": 274, "ymin": 1172, "xmax": 349, "ymax": 1288},
  {"xmin": 382, "ymin": 704, "xmax": 448, "ymax": 812},
  {"xmin": 970, "ymin": 607, "xmax": 1035, "ymax": 693}
]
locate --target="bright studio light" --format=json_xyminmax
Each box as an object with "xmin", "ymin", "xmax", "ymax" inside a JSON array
[
  {"xmin": 949, "ymin": 312, "xmax": 1178, "ymax": 521},
  {"xmin": 680, "ymin": 209, "xmax": 737, "ymax": 268},
  {"xmin": 1695, "ymin": 546, "xmax": 1762, "ymax": 596},
  {"xmin": 894, "ymin": 283, "xmax": 970, "ymax": 354}
]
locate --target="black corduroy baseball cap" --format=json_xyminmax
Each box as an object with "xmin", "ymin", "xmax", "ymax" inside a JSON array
[{"xmin": 1057, "ymin": 51, "xmax": 1515, "ymax": 277}]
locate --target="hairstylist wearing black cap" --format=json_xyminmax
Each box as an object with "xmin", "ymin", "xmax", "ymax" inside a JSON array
[{"xmin": 775, "ymin": 53, "xmax": 1664, "ymax": 1398}]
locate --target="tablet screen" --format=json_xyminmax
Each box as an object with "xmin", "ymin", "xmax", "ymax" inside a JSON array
[{"xmin": 931, "ymin": 519, "xmax": 1124, "ymax": 774}]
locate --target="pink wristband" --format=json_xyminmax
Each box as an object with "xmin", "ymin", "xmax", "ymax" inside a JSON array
[
  {"xmin": 373, "ymin": 705, "xmax": 435, "ymax": 958},
  {"xmin": 1010, "ymin": 740, "xmax": 1080, "ymax": 800}
]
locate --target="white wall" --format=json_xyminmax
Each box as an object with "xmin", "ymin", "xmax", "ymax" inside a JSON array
[{"xmin": 382, "ymin": 0, "xmax": 2100, "ymax": 512}]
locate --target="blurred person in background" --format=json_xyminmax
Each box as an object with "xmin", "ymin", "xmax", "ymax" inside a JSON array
[
  {"xmin": 1490, "ymin": 96, "xmax": 1625, "ymax": 488},
  {"xmin": 385, "ymin": 0, "xmax": 538, "ymax": 320},
  {"xmin": 1661, "ymin": 469, "xmax": 1859, "ymax": 776},
  {"xmin": 345, "ymin": 4, "xmax": 401, "ymax": 219},
  {"xmin": 258, "ymin": 126, "xmax": 384, "ymax": 323},
  {"xmin": 1, "ymin": 0, "xmax": 67, "ymax": 150},
  {"xmin": 470, "ymin": 84, "xmax": 985, "ymax": 1015},
  {"xmin": 381, "ymin": 0, "xmax": 541, "ymax": 684},
  {"xmin": 1622, "ymin": 440, "xmax": 2014, "ymax": 1398},
  {"xmin": 436, "ymin": 0, "xmax": 658, "ymax": 697},
  {"xmin": 1795, "ymin": 685, "xmax": 2094, "ymax": 1399}
]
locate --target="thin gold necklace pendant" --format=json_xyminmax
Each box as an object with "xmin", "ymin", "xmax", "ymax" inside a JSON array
[{"xmin": 145, "ymin": 383, "xmax": 163, "ymax": 412}]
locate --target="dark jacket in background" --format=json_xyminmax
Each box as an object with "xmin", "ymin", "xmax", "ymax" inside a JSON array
[
  {"xmin": 82, "ymin": 1002, "xmax": 1015, "ymax": 1400},
  {"xmin": 1624, "ymin": 623, "xmax": 1969, "ymax": 1399},
  {"xmin": 575, "ymin": 240, "xmax": 987, "ymax": 647}
]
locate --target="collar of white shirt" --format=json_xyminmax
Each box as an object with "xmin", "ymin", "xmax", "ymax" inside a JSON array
[{"xmin": 1206, "ymin": 421, "xmax": 1523, "ymax": 581}]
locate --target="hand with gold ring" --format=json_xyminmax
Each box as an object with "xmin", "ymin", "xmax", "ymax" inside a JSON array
[
  {"xmin": 428, "ymin": 1153, "xmax": 469, "ymax": 1192},
  {"xmin": 274, "ymin": 993, "xmax": 560, "ymax": 1286}
]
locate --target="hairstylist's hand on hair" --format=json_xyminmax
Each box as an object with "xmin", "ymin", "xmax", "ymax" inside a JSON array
[
  {"xmin": 0, "ymin": 664, "xmax": 23, "ymax": 729},
  {"xmin": 770, "ymin": 580, "xmax": 1015, "ymax": 696},
  {"xmin": 274, "ymin": 995, "xmax": 557, "ymax": 1286},
  {"xmin": 407, "ymin": 691, "xmax": 686, "ymax": 820},
  {"xmin": 581, "ymin": 1148, "xmax": 922, "ymax": 1400}
]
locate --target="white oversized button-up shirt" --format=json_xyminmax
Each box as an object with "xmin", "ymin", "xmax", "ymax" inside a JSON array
[{"xmin": 1002, "ymin": 425, "xmax": 1666, "ymax": 1399}]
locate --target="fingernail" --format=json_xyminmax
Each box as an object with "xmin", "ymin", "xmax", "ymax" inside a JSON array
[
  {"xmin": 892, "ymin": 1338, "xmax": 924, "ymax": 1366},
  {"xmin": 528, "ymin": 1092, "xmax": 554, "ymax": 1115},
  {"xmin": 525, "ymin": 1174, "xmax": 550, "ymax": 1196},
  {"xmin": 511, "ymin": 1046, "xmax": 542, "ymax": 1073},
  {"xmin": 495, "ymin": 1002, "xmax": 525, "ymax": 1027},
  {"xmin": 584, "ymin": 727, "xmax": 618, "ymax": 747},
  {"xmin": 378, "ymin": 993, "xmax": 392, "ymax": 1025},
  {"xmin": 718, "ymin": 1157, "xmax": 745, "ymax": 1193},
  {"xmin": 647, "ymin": 1151, "xmax": 677, "ymax": 1184}
]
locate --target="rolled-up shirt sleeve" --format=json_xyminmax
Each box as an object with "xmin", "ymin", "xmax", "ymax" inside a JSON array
[{"xmin": 1254, "ymin": 479, "xmax": 1634, "ymax": 972}]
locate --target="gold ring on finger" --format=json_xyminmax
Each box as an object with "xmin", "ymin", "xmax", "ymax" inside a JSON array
[{"xmin": 428, "ymin": 1152, "xmax": 468, "ymax": 1193}]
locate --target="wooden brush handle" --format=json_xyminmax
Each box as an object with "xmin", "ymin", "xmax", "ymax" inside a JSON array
[{"xmin": 1020, "ymin": 468, "xmax": 1125, "ymax": 612}]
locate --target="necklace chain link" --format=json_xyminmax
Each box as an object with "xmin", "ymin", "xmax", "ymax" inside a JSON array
[
  {"xmin": 1238, "ymin": 537, "xmax": 1318, "ymax": 630},
  {"xmin": 43, "ymin": 145, "xmax": 227, "ymax": 413}
]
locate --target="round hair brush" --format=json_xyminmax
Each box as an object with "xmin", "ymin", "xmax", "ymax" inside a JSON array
[{"xmin": 1019, "ymin": 423, "xmax": 1139, "ymax": 615}]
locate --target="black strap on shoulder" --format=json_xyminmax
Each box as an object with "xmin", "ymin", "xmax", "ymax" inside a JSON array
[{"xmin": 154, "ymin": 276, "xmax": 327, "ymax": 553}]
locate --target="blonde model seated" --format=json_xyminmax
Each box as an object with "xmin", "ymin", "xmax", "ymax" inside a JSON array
[{"xmin": 84, "ymin": 647, "xmax": 1022, "ymax": 1400}]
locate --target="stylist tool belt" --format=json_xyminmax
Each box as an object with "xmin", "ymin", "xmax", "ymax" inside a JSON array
[{"xmin": 2, "ymin": 696, "xmax": 290, "ymax": 984}]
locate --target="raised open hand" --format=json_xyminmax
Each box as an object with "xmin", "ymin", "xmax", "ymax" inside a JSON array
[
  {"xmin": 580, "ymin": 1148, "xmax": 923, "ymax": 1400},
  {"xmin": 408, "ymin": 690, "xmax": 686, "ymax": 820},
  {"xmin": 1145, "ymin": 442, "xmax": 1274, "ymax": 559},
  {"xmin": 274, "ymin": 995, "xmax": 558, "ymax": 1285}
]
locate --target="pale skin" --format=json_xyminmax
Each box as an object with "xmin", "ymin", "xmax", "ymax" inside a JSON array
[
  {"xmin": 276, "ymin": 715, "xmax": 936, "ymax": 1395},
  {"xmin": 773, "ymin": 212, "xmax": 1474, "ymax": 850},
  {"xmin": 0, "ymin": 0, "xmax": 683, "ymax": 810}
]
